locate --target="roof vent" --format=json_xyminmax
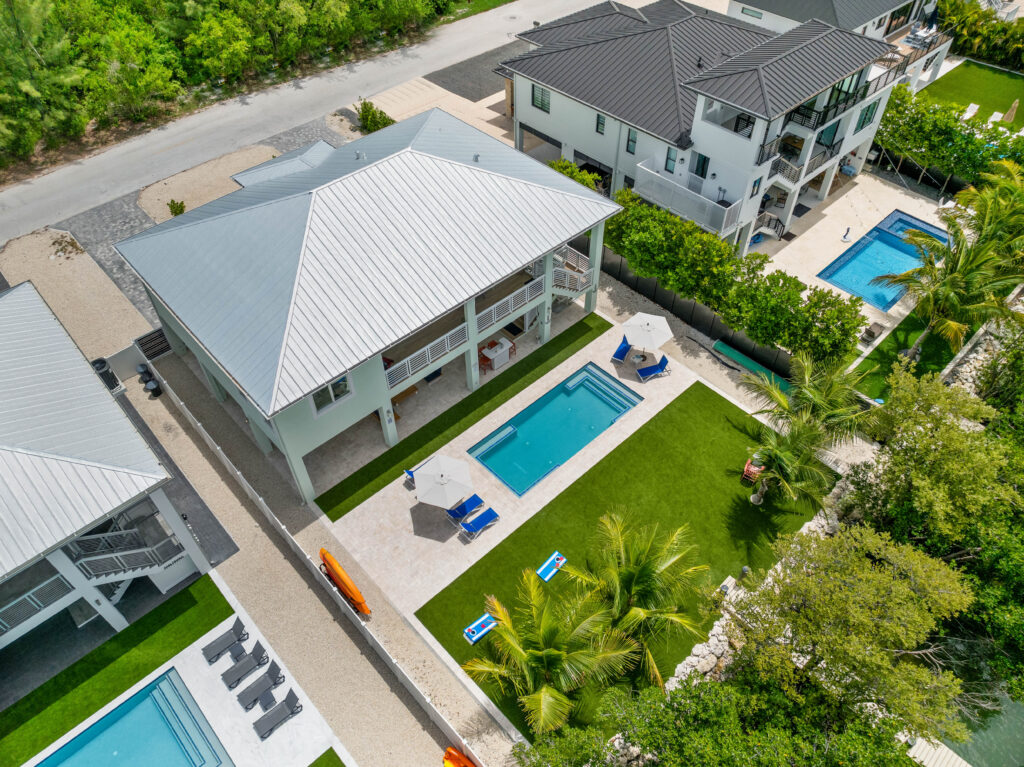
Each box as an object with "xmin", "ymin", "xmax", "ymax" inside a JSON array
[
  {"xmin": 355, "ymin": 151, "xmax": 366, "ymax": 160},
  {"xmin": 473, "ymin": 153, "xmax": 480, "ymax": 162},
  {"xmin": 533, "ymin": 20, "xmax": 540, "ymax": 27},
  {"xmin": 696, "ymin": 55, "xmax": 703, "ymax": 69}
]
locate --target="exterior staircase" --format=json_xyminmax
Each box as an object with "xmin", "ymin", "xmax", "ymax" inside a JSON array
[{"xmin": 63, "ymin": 513, "xmax": 184, "ymax": 583}]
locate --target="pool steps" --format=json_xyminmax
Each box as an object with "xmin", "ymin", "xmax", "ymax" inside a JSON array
[{"xmin": 150, "ymin": 670, "xmax": 232, "ymax": 767}]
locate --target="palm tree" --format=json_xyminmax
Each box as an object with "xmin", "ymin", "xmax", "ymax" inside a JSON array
[
  {"xmin": 562, "ymin": 513, "xmax": 708, "ymax": 688},
  {"xmin": 462, "ymin": 571, "xmax": 639, "ymax": 735},
  {"xmin": 748, "ymin": 414, "xmax": 830, "ymax": 509},
  {"xmin": 741, "ymin": 351, "xmax": 875, "ymax": 446},
  {"xmin": 871, "ymin": 217, "xmax": 1023, "ymax": 358},
  {"xmin": 953, "ymin": 160, "xmax": 1024, "ymax": 260}
]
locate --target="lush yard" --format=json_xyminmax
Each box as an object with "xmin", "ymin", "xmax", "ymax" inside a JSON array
[
  {"xmin": 415, "ymin": 382, "xmax": 815, "ymax": 735},
  {"xmin": 853, "ymin": 312, "xmax": 975, "ymax": 399},
  {"xmin": 315, "ymin": 314, "xmax": 612, "ymax": 521},
  {"xmin": 922, "ymin": 61, "xmax": 1024, "ymax": 130},
  {"xmin": 0, "ymin": 576, "xmax": 232, "ymax": 766},
  {"xmin": 309, "ymin": 748, "xmax": 348, "ymax": 767}
]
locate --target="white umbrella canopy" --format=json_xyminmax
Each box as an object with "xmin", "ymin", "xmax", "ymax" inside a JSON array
[
  {"xmin": 415, "ymin": 455, "xmax": 474, "ymax": 508},
  {"xmin": 623, "ymin": 312, "xmax": 672, "ymax": 353}
]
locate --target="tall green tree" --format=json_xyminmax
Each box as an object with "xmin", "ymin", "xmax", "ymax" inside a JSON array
[
  {"xmin": 563, "ymin": 513, "xmax": 708, "ymax": 688},
  {"xmin": 462, "ymin": 571, "xmax": 639, "ymax": 735},
  {"xmin": 748, "ymin": 414, "xmax": 831, "ymax": 509},
  {"xmin": 954, "ymin": 159, "xmax": 1024, "ymax": 261}
]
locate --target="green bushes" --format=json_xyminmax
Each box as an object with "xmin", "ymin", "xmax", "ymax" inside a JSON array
[
  {"xmin": 548, "ymin": 158, "xmax": 599, "ymax": 191},
  {"xmin": 939, "ymin": 0, "xmax": 1024, "ymax": 72},
  {"xmin": 356, "ymin": 99, "xmax": 395, "ymax": 133},
  {"xmin": 606, "ymin": 190, "xmax": 865, "ymax": 362}
]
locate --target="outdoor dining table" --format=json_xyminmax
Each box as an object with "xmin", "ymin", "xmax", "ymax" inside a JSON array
[{"xmin": 481, "ymin": 337, "xmax": 513, "ymax": 371}]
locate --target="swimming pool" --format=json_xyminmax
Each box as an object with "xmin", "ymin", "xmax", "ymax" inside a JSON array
[
  {"xmin": 36, "ymin": 668, "xmax": 234, "ymax": 767},
  {"xmin": 469, "ymin": 363, "xmax": 642, "ymax": 495},
  {"xmin": 818, "ymin": 210, "xmax": 947, "ymax": 311}
]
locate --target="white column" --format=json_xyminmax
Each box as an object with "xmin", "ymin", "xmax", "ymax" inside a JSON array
[
  {"xmin": 281, "ymin": 444, "xmax": 317, "ymax": 504},
  {"xmin": 779, "ymin": 191, "xmax": 800, "ymax": 232},
  {"xmin": 464, "ymin": 296, "xmax": 480, "ymax": 391},
  {"xmin": 815, "ymin": 162, "xmax": 841, "ymax": 201},
  {"xmin": 514, "ymin": 120, "xmax": 524, "ymax": 152},
  {"xmin": 46, "ymin": 549, "xmax": 129, "ymax": 632},
  {"xmin": 378, "ymin": 405, "xmax": 399, "ymax": 447},
  {"xmin": 149, "ymin": 488, "xmax": 211, "ymax": 574},
  {"xmin": 584, "ymin": 222, "xmax": 605, "ymax": 314},
  {"xmin": 539, "ymin": 252, "xmax": 554, "ymax": 344},
  {"xmin": 199, "ymin": 362, "xmax": 227, "ymax": 404}
]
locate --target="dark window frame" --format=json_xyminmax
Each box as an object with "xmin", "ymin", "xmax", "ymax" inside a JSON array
[
  {"xmin": 531, "ymin": 84, "xmax": 550, "ymax": 113},
  {"xmin": 596, "ymin": 114, "xmax": 605, "ymax": 134},
  {"xmin": 626, "ymin": 128, "xmax": 638, "ymax": 155},
  {"xmin": 665, "ymin": 147, "xmax": 677, "ymax": 173}
]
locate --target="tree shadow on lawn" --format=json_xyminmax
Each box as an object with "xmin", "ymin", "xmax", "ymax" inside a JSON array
[{"xmin": 722, "ymin": 495, "xmax": 798, "ymax": 574}]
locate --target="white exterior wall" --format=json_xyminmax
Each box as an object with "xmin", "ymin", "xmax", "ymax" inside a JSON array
[{"xmin": 725, "ymin": 2, "xmax": 797, "ymax": 33}]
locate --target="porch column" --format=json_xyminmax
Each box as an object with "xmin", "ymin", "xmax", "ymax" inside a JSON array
[
  {"xmin": 850, "ymin": 138, "xmax": 872, "ymax": 175},
  {"xmin": 161, "ymin": 319, "xmax": 188, "ymax": 356},
  {"xmin": 514, "ymin": 120, "xmax": 524, "ymax": 152},
  {"xmin": 779, "ymin": 189, "xmax": 801, "ymax": 231},
  {"xmin": 280, "ymin": 444, "xmax": 317, "ymax": 504},
  {"xmin": 149, "ymin": 488, "xmax": 211, "ymax": 573},
  {"xmin": 736, "ymin": 221, "xmax": 755, "ymax": 257},
  {"xmin": 248, "ymin": 420, "xmax": 274, "ymax": 455},
  {"xmin": 378, "ymin": 405, "xmax": 399, "ymax": 447},
  {"xmin": 539, "ymin": 252, "xmax": 554, "ymax": 344},
  {"xmin": 46, "ymin": 549, "xmax": 129, "ymax": 632},
  {"xmin": 199, "ymin": 362, "xmax": 227, "ymax": 404},
  {"xmin": 584, "ymin": 222, "xmax": 605, "ymax": 314},
  {"xmin": 815, "ymin": 163, "xmax": 840, "ymax": 202},
  {"xmin": 464, "ymin": 296, "xmax": 480, "ymax": 391}
]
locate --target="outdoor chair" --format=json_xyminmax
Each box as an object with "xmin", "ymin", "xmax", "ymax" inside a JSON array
[
  {"xmin": 446, "ymin": 494, "xmax": 483, "ymax": 527},
  {"xmin": 460, "ymin": 507, "xmax": 499, "ymax": 540},
  {"xmin": 611, "ymin": 335, "xmax": 631, "ymax": 364},
  {"xmin": 202, "ymin": 617, "xmax": 248, "ymax": 663},
  {"xmin": 860, "ymin": 321, "xmax": 884, "ymax": 343},
  {"xmin": 221, "ymin": 641, "xmax": 268, "ymax": 689},
  {"xmin": 963, "ymin": 103, "xmax": 979, "ymax": 120},
  {"xmin": 463, "ymin": 612, "xmax": 497, "ymax": 644},
  {"xmin": 636, "ymin": 355, "xmax": 669, "ymax": 382},
  {"xmin": 237, "ymin": 661, "xmax": 285, "ymax": 711},
  {"xmin": 253, "ymin": 689, "xmax": 302, "ymax": 740},
  {"xmin": 536, "ymin": 551, "xmax": 567, "ymax": 583},
  {"xmin": 742, "ymin": 459, "xmax": 764, "ymax": 484},
  {"xmin": 989, "ymin": 112, "xmax": 1004, "ymax": 125}
]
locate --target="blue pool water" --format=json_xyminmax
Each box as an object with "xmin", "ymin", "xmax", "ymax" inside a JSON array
[
  {"xmin": 37, "ymin": 668, "xmax": 233, "ymax": 767},
  {"xmin": 818, "ymin": 210, "xmax": 947, "ymax": 311},
  {"xmin": 469, "ymin": 363, "xmax": 642, "ymax": 495}
]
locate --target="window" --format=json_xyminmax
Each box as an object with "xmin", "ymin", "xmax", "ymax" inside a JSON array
[
  {"xmin": 874, "ymin": 16, "xmax": 886, "ymax": 29},
  {"xmin": 531, "ymin": 84, "xmax": 550, "ymax": 113},
  {"xmin": 828, "ymin": 71, "xmax": 860, "ymax": 105},
  {"xmin": 311, "ymin": 375, "xmax": 351, "ymax": 413},
  {"xmin": 923, "ymin": 53, "xmax": 938, "ymax": 70},
  {"xmin": 750, "ymin": 176, "xmax": 762, "ymax": 199},
  {"xmin": 596, "ymin": 114, "xmax": 605, "ymax": 134},
  {"xmin": 690, "ymin": 152, "xmax": 710, "ymax": 179},
  {"xmin": 740, "ymin": 6, "xmax": 762, "ymax": 18},
  {"xmin": 665, "ymin": 147, "xmax": 677, "ymax": 173},
  {"xmin": 626, "ymin": 128, "xmax": 637, "ymax": 154},
  {"xmin": 856, "ymin": 100, "xmax": 879, "ymax": 131},
  {"xmin": 861, "ymin": 26, "xmax": 867, "ymax": 34}
]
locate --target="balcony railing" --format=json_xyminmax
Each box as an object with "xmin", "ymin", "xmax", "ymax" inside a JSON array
[
  {"xmin": 0, "ymin": 574, "xmax": 73, "ymax": 635},
  {"xmin": 633, "ymin": 157, "xmax": 742, "ymax": 235},
  {"xmin": 806, "ymin": 140, "xmax": 843, "ymax": 176},
  {"xmin": 556, "ymin": 244, "xmax": 590, "ymax": 273},
  {"xmin": 75, "ymin": 537, "xmax": 183, "ymax": 579},
  {"xmin": 786, "ymin": 61, "xmax": 907, "ymax": 131},
  {"xmin": 385, "ymin": 322, "xmax": 469, "ymax": 389},
  {"xmin": 477, "ymin": 275, "xmax": 546, "ymax": 332},
  {"xmin": 755, "ymin": 211, "xmax": 785, "ymax": 239},
  {"xmin": 66, "ymin": 529, "xmax": 146, "ymax": 558},
  {"xmin": 757, "ymin": 135, "xmax": 783, "ymax": 165},
  {"xmin": 553, "ymin": 268, "xmax": 593, "ymax": 294}
]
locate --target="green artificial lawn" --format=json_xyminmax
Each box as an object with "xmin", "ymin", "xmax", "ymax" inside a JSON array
[
  {"xmin": 315, "ymin": 314, "xmax": 612, "ymax": 521},
  {"xmin": 445, "ymin": 0, "xmax": 517, "ymax": 19},
  {"xmin": 0, "ymin": 576, "xmax": 231, "ymax": 766},
  {"xmin": 854, "ymin": 312, "xmax": 977, "ymax": 400},
  {"xmin": 415, "ymin": 382, "xmax": 816, "ymax": 735},
  {"xmin": 922, "ymin": 61, "xmax": 1024, "ymax": 130},
  {"xmin": 309, "ymin": 748, "xmax": 348, "ymax": 767}
]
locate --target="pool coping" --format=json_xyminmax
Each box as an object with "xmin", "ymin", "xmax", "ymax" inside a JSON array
[{"xmin": 23, "ymin": 571, "xmax": 352, "ymax": 767}]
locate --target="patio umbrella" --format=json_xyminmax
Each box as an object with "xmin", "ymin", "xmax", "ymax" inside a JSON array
[
  {"xmin": 623, "ymin": 312, "xmax": 672, "ymax": 355},
  {"xmin": 415, "ymin": 455, "xmax": 473, "ymax": 509}
]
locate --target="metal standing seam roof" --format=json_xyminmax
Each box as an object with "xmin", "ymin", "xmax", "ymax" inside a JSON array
[
  {"xmin": 732, "ymin": 0, "xmax": 909, "ymax": 30},
  {"xmin": 116, "ymin": 109, "xmax": 620, "ymax": 419},
  {"xmin": 0, "ymin": 283, "xmax": 167, "ymax": 579},
  {"xmin": 231, "ymin": 140, "xmax": 336, "ymax": 188}
]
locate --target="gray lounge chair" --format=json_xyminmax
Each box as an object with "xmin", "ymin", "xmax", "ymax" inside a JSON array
[
  {"xmin": 202, "ymin": 617, "xmax": 248, "ymax": 663},
  {"xmin": 254, "ymin": 689, "xmax": 302, "ymax": 739},
  {"xmin": 221, "ymin": 641, "xmax": 268, "ymax": 689},
  {"xmin": 237, "ymin": 661, "xmax": 285, "ymax": 711}
]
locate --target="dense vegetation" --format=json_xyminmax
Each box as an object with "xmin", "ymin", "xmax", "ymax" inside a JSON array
[
  {"xmin": 0, "ymin": 0, "xmax": 460, "ymax": 165},
  {"xmin": 939, "ymin": 0, "xmax": 1024, "ymax": 72},
  {"xmin": 356, "ymin": 98, "xmax": 394, "ymax": 133}
]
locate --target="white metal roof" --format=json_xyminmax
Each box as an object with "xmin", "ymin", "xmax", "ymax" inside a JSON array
[
  {"xmin": 0, "ymin": 283, "xmax": 167, "ymax": 579},
  {"xmin": 117, "ymin": 109, "xmax": 620, "ymax": 417}
]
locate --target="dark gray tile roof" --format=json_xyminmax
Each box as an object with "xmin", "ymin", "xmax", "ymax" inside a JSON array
[
  {"xmin": 686, "ymin": 20, "xmax": 894, "ymax": 118},
  {"xmin": 736, "ymin": 0, "xmax": 907, "ymax": 30}
]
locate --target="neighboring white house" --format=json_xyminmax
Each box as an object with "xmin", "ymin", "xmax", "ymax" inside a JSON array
[
  {"xmin": 0, "ymin": 282, "xmax": 210, "ymax": 651},
  {"xmin": 725, "ymin": 0, "xmax": 951, "ymax": 89},
  {"xmin": 499, "ymin": 0, "xmax": 908, "ymax": 254},
  {"xmin": 116, "ymin": 109, "xmax": 620, "ymax": 504}
]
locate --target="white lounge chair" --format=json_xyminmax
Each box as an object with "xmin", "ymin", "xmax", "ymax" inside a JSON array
[
  {"xmin": 988, "ymin": 112, "xmax": 1004, "ymax": 124},
  {"xmin": 962, "ymin": 103, "xmax": 979, "ymax": 120}
]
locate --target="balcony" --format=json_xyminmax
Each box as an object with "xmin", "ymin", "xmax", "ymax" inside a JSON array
[
  {"xmin": 633, "ymin": 157, "xmax": 742, "ymax": 236},
  {"xmin": 770, "ymin": 139, "xmax": 843, "ymax": 186},
  {"xmin": 881, "ymin": 28, "xmax": 952, "ymax": 68},
  {"xmin": 786, "ymin": 62, "xmax": 907, "ymax": 131}
]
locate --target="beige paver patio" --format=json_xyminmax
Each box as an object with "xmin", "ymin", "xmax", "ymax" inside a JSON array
[
  {"xmin": 369, "ymin": 79, "xmax": 513, "ymax": 144},
  {"xmin": 333, "ymin": 323, "xmax": 697, "ymax": 614}
]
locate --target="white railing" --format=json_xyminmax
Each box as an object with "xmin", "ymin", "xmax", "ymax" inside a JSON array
[
  {"xmin": 634, "ymin": 157, "xmax": 742, "ymax": 235},
  {"xmin": 476, "ymin": 276, "xmax": 546, "ymax": 333},
  {"xmin": 66, "ymin": 529, "xmax": 145, "ymax": 558},
  {"xmin": 556, "ymin": 244, "xmax": 590, "ymax": 272},
  {"xmin": 75, "ymin": 537, "xmax": 183, "ymax": 579},
  {"xmin": 385, "ymin": 322, "xmax": 469, "ymax": 390},
  {"xmin": 553, "ymin": 267, "xmax": 592, "ymax": 294},
  {"xmin": 0, "ymin": 574, "xmax": 74, "ymax": 634}
]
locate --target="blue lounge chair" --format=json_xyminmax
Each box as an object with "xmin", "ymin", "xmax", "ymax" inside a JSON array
[
  {"xmin": 636, "ymin": 355, "xmax": 669, "ymax": 382},
  {"xmin": 404, "ymin": 469, "xmax": 416, "ymax": 485},
  {"xmin": 445, "ymin": 494, "xmax": 483, "ymax": 527},
  {"xmin": 460, "ymin": 507, "xmax": 499, "ymax": 540},
  {"xmin": 463, "ymin": 612, "xmax": 497, "ymax": 644},
  {"xmin": 611, "ymin": 335, "xmax": 631, "ymax": 364},
  {"xmin": 536, "ymin": 551, "xmax": 567, "ymax": 582}
]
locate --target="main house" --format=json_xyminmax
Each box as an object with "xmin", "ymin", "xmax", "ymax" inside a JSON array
[
  {"xmin": 498, "ymin": 0, "xmax": 920, "ymax": 252},
  {"xmin": 116, "ymin": 109, "xmax": 620, "ymax": 504},
  {"xmin": 0, "ymin": 283, "xmax": 210, "ymax": 652},
  {"xmin": 725, "ymin": 0, "xmax": 952, "ymax": 89}
]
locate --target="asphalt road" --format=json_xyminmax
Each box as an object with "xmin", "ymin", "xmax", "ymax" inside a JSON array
[{"xmin": 0, "ymin": 0, "xmax": 599, "ymax": 245}]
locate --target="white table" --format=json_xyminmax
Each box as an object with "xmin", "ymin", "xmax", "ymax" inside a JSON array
[{"xmin": 481, "ymin": 337, "xmax": 512, "ymax": 370}]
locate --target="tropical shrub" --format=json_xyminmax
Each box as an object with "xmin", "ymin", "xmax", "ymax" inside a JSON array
[
  {"xmin": 548, "ymin": 158, "xmax": 599, "ymax": 191},
  {"xmin": 747, "ymin": 414, "xmax": 831, "ymax": 509},
  {"xmin": 167, "ymin": 199, "xmax": 186, "ymax": 216},
  {"xmin": 939, "ymin": 0, "xmax": 1024, "ymax": 72},
  {"xmin": 356, "ymin": 99, "xmax": 395, "ymax": 133}
]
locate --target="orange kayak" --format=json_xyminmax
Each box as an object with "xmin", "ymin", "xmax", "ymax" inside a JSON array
[
  {"xmin": 443, "ymin": 747, "xmax": 475, "ymax": 767},
  {"xmin": 319, "ymin": 548, "xmax": 371, "ymax": 615}
]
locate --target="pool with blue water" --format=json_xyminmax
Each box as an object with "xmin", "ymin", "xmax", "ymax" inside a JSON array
[
  {"xmin": 818, "ymin": 210, "xmax": 947, "ymax": 311},
  {"xmin": 469, "ymin": 362, "xmax": 642, "ymax": 496},
  {"xmin": 35, "ymin": 668, "xmax": 233, "ymax": 767}
]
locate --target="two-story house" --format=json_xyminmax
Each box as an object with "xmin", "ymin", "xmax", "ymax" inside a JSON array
[
  {"xmin": 726, "ymin": 0, "xmax": 951, "ymax": 89},
  {"xmin": 499, "ymin": 0, "xmax": 911, "ymax": 254}
]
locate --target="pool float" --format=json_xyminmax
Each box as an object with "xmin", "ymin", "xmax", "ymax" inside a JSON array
[
  {"xmin": 443, "ymin": 747, "xmax": 475, "ymax": 767},
  {"xmin": 318, "ymin": 548, "xmax": 371, "ymax": 615}
]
